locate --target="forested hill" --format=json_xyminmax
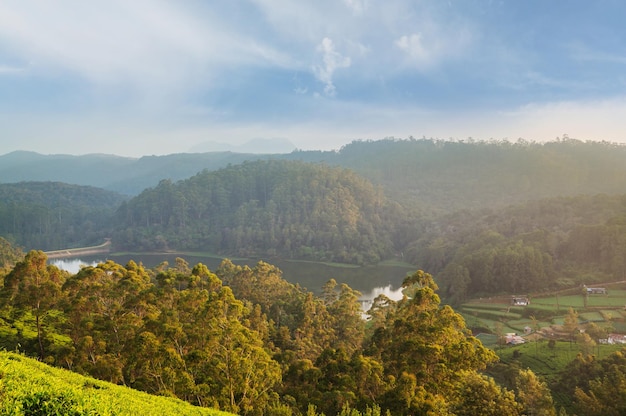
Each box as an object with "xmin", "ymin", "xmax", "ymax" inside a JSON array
[
  {"xmin": 113, "ymin": 160, "xmax": 408, "ymax": 264},
  {"xmin": 5, "ymin": 139, "xmax": 626, "ymax": 207},
  {"xmin": 0, "ymin": 182, "xmax": 127, "ymax": 251},
  {"xmin": 409, "ymin": 193, "xmax": 626, "ymax": 303},
  {"xmin": 324, "ymin": 138, "xmax": 626, "ymax": 211},
  {"xmin": 0, "ymin": 150, "xmax": 270, "ymax": 195}
]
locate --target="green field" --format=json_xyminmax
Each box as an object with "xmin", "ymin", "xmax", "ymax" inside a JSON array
[
  {"xmin": 493, "ymin": 340, "xmax": 625, "ymax": 385},
  {"xmin": 0, "ymin": 352, "xmax": 233, "ymax": 416},
  {"xmin": 461, "ymin": 288, "xmax": 626, "ymax": 337}
]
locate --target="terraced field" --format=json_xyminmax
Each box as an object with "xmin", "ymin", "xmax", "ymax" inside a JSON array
[{"xmin": 459, "ymin": 284, "xmax": 626, "ymax": 345}]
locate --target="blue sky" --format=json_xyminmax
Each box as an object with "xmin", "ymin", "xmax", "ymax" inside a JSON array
[{"xmin": 1, "ymin": 0, "xmax": 626, "ymax": 156}]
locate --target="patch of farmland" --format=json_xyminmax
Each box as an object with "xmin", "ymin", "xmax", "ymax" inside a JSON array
[
  {"xmin": 578, "ymin": 311, "xmax": 605, "ymax": 322},
  {"xmin": 460, "ymin": 306, "xmax": 522, "ymax": 320}
]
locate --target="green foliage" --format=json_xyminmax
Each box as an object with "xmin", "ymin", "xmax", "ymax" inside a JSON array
[
  {"xmin": 0, "ymin": 351, "xmax": 233, "ymax": 415},
  {"xmin": 1, "ymin": 253, "xmax": 539, "ymax": 415},
  {"xmin": 0, "ymin": 237, "xmax": 23, "ymax": 273},
  {"xmin": 556, "ymin": 349, "xmax": 626, "ymax": 415},
  {"xmin": 113, "ymin": 160, "xmax": 395, "ymax": 265},
  {"xmin": 0, "ymin": 182, "xmax": 126, "ymax": 251},
  {"xmin": 420, "ymin": 194, "xmax": 626, "ymax": 301},
  {"xmin": 515, "ymin": 369, "xmax": 557, "ymax": 416}
]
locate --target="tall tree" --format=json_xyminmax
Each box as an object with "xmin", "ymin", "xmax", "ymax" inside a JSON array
[
  {"xmin": 516, "ymin": 369, "xmax": 557, "ymax": 416},
  {"xmin": 1, "ymin": 250, "xmax": 66, "ymax": 360},
  {"xmin": 368, "ymin": 270, "xmax": 498, "ymax": 414}
]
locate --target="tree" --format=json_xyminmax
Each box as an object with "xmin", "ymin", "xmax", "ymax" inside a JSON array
[
  {"xmin": 516, "ymin": 369, "xmax": 557, "ymax": 416},
  {"xmin": 0, "ymin": 236, "xmax": 24, "ymax": 274},
  {"xmin": 368, "ymin": 270, "xmax": 499, "ymax": 414},
  {"xmin": 574, "ymin": 365, "xmax": 626, "ymax": 416},
  {"xmin": 63, "ymin": 260, "xmax": 153, "ymax": 383},
  {"xmin": 563, "ymin": 307, "xmax": 579, "ymax": 350},
  {"xmin": 192, "ymin": 282, "xmax": 281, "ymax": 414},
  {"xmin": 1, "ymin": 250, "xmax": 66, "ymax": 360},
  {"xmin": 450, "ymin": 371, "xmax": 521, "ymax": 416},
  {"xmin": 324, "ymin": 280, "xmax": 365, "ymax": 355}
]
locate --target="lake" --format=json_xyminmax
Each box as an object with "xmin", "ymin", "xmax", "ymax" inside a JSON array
[{"xmin": 51, "ymin": 254, "xmax": 415, "ymax": 306}]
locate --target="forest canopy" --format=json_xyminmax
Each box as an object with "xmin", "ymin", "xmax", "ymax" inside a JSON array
[
  {"xmin": 0, "ymin": 249, "xmax": 547, "ymax": 415},
  {"xmin": 113, "ymin": 160, "xmax": 403, "ymax": 264}
]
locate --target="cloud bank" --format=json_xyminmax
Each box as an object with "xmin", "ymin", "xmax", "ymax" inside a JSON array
[{"xmin": 0, "ymin": 1, "xmax": 625, "ymax": 156}]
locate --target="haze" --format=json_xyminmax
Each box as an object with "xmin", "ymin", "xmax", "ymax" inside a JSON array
[{"xmin": 1, "ymin": 1, "xmax": 626, "ymax": 157}]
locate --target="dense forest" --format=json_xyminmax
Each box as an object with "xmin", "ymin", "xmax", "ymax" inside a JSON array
[
  {"xmin": 0, "ymin": 245, "xmax": 560, "ymax": 415},
  {"xmin": 326, "ymin": 138, "xmax": 626, "ymax": 211},
  {"xmin": 411, "ymin": 194, "xmax": 626, "ymax": 303},
  {"xmin": 3, "ymin": 139, "xmax": 626, "ymax": 299},
  {"xmin": 6, "ymin": 244, "xmax": 626, "ymax": 414},
  {"xmin": 113, "ymin": 160, "xmax": 410, "ymax": 264},
  {"xmin": 0, "ymin": 182, "xmax": 126, "ymax": 251},
  {"xmin": 5, "ymin": 138, "xmax": 626, "ymax": 203}
]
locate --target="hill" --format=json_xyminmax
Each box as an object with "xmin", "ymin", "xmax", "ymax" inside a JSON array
[
  {"xmin": 0, "ymin": 151, "xmax": 273, "ymax": 195},
  {"xmin": 326, "ymin": 138, "xmax": 626, "ymax": 211},
  {"xmin": 411, "ymin": 193, "xmax": 626, "ymax": 302},
  {"xmin": 5, "ymin": 138, "xmax": 626, "ymax": 206},
  {"xmin": 113, "ymin": 160, "xmax": 404, "ymax": 264},
  {"xmin": 0, "ymin": 351, "xmax": 233, "ymax": 416},
  {"xmin": 0, "ymin": 182, "xmax": 126, "ymax": 251}
]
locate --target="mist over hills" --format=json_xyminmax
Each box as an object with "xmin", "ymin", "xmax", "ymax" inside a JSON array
[
  {"xmin": 5, "ymin": 138, "xmax": 626, "ymax": 209},
  {"xmin": 4, "ymin": 138, "xmax": 626, "ymax": 294},
  {"xmin": 0, "ymin": 150, "xmax": 271, "ymax": 195}
]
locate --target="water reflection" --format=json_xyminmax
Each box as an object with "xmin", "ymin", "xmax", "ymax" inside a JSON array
[
  {"xmin": 52, "ymin": 258, "xmax": 101, "ymax": 274},
  {"xmin": 359, "ymin": 284, "xmax": 404, "ymax": 312},
  {"xmin": 52, "ymin": 255, "xmax": 414, "ymax": 311}
]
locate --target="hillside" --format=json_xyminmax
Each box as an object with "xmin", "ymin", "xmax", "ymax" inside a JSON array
[
  {"xmin": 0, "ymin": 351, "xmax": 233, "ymax": 416},
  {"xmin": 327, "ymin": 138, "xmax": 626, "ymax": 211},
  {"xmin": 0, "ymin": 151, "xmax": 272, "ymax": 195},
  {"xmin": 0, "ymin": 182, "xmax": 127, "ymax": 251},
  {"xmin": 5, "ymin": 138, "xmax": 626, "ymax": 207},
  {"xmin": 411, "ymin": 194, "xmax": 626, "ymax": 303},
  {"xmin": 113, "ymin": 160, "xmax": 405, "ymax": 264},
  {"xmin": 3, "ymin": 138, "xmax": 626, "ymax": 278}
]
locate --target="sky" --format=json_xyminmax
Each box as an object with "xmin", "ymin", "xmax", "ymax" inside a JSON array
[{"xmin": 1, "ymin": 0, "xmax": 626, "ymax": 157}]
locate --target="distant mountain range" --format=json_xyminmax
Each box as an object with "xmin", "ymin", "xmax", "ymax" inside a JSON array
[
  {"xmin": 4, "ymin": 138, "xmax": 626, "ymax": 211},
  {"xmin": 0, "ymin": 150, "xmax": 274, "ymax": 195},
  {"xmin": 189, "ymin": 138, "xmax": 296, "ymax": 153}
]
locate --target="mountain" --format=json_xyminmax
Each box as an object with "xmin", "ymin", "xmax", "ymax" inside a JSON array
[
  {"xmin": 0, "ymin": 150, "xmax": 272, "ymax": 195},
  {"xmin": 189, "ymin": 137, "xmax": 296, "ymax": 153},
  {"xmin": 5, "ymin": 138, "xmax": 626, "ymax": 206}
]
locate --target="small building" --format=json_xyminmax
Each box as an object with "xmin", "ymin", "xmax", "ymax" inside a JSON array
[
  {"xmin": 511, "ymin": 296, "xmax": 530, "ymax": 306},
  {"xmin": 585, "ymin": 286, "xmax": 607, "ymax": 295},
  {"xmin": 505, "ymin": 333, "xmax": 526, "ymax": 345},
  {"xmin": 606, "ymin": 334, "xmax": 626, "ymax": 345}
]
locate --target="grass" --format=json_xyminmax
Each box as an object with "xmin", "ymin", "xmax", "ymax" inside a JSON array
[
  {"xmin": 494, "ymin": 340, "xmax": 626, "ymax": 385},
  {"xmin": 461, "ymin": 288, "xmax": 626, "ymax": 389},
  {"xmin": 0, "ymin": 351, "xmax": 234, "ymax": 416},
  {"xmin": 462, "ymin": 289, "xmax": 626, "ymax": 335}
]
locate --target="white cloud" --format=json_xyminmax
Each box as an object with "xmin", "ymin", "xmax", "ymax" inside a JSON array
[
  {"xmin": 0, "ymin": 64, "xmax": 26, "ymax": 74},
  {"xmin": 343, "ymin": 0, "xmax": 368, "ymax": 14},
  {"xmin": 313, "ymin": 37, "xmax": 351, "ymax": 96},
  {"xmin": 0, "ymin": 0, "xmax": 295, "ymax": 92},
  {"xmin": 393, "ymin": 10, "xmax": 475, "ymax": 71},
  {"xmin": 395, "ymin": 34, "xmax": 431, "ymax": 68}
]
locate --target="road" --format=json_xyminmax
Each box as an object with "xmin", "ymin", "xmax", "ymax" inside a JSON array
[{"xmin": 44, "ymin": 239, "xmax": 111, "ymax": 259}]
